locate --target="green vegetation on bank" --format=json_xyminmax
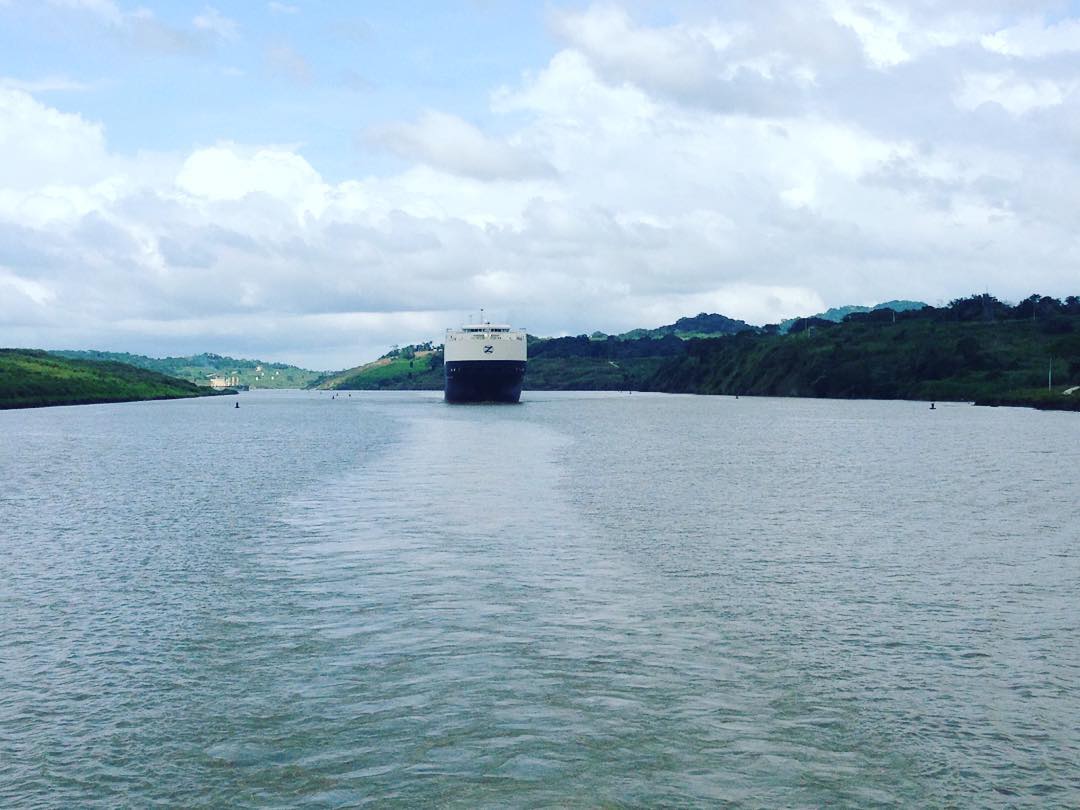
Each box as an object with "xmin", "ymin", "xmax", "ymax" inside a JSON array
[
  {"xmin": 320, "ymin": 335, "xmax": 689, "ymax": 392},
  {"xmin": 524, "ymin": 357, "xmax": 669, "ymax": 390},
  {"xmin": 317, "ymin": 344, "xmax": 444, "ymax": 390},
  {"xmin": 0, "ymin": 350, "xmax": 230, "ymax": 410},
  {"xmin": 319, "ymin": 293, "xmax": 1080, "ymax": 411},
  {"xmin": 315, "ymin": 310, "xmax": 772, "ymax": 392},
  {"xmin": 649, "ymin": 294, "xmax": 1080, "ymax": 410},
  {"xmin": 52, "ymin": 350, "xmax": 321, "ymax": 389},
  {"xmin": 973, "ymin": 389, "xmax": 1080, "ymax": 411},
  {"xmin": 525, "ymin": 333, "xmax": 685, "ymax": 390}
]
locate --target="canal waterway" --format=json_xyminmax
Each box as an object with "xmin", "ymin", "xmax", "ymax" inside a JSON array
[{"xmin": 1, "ymin": 391, "xmax": 1078, "ymax": 807}]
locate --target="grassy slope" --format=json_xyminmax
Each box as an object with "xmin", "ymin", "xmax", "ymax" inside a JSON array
[
  {"xmin": 319, "ymin": 352, "xmax": 444, "ymax": 390},
  {"xmin": 1, "ymin": 349, "xmax": 229, "ymax": 409},
  {"xmin": 647, "ymin": 317, "xmax": 1080, "ymax": 410},
  {"xmin": 52, "ymin": 350, "xmax": 321, "ymax": 389}
]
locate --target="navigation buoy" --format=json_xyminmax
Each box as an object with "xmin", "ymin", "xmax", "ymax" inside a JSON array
[
  {"xmin": 930, "ymin": 402, "xmax": 936, "ymax": 410},
  {"xmin": 235, "ymin": 401, "xmax": 239, "ymax": 409}
]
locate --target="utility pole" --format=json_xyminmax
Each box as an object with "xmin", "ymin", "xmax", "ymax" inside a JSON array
[{"xmin": 1049, "ymin": 357, "xmax": 1053, "ymax": 392}]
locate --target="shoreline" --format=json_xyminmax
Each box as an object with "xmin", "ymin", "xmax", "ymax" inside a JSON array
[{"xmin": 0, "ymin": 389, "xmax": 235, "ymax": 411}]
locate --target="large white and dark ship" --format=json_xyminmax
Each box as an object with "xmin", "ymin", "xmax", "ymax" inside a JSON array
[{"xmin": 444, "ymin": 321, "xmax": 527, "ymax": 403}]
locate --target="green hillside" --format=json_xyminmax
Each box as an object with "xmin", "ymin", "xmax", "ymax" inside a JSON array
[
  {"xmin": 52, "ymin": 350, "xmax": 321, "ymax": 389},
  {"xmin": 310, "ymin": 293, "xmax": 1080, "ymax": 411},
  {"xmin": 649, "ymin": 296, "xmax": 1080, "ymax": 410},
  {"xmin": 524, "ymin": 333, "xmax": 685, "ymax": 390},
  {"xmin": 318, "ymin": 347, "xmax": 443, "ymax": 390},
  {"xmin": 1, "ymin": 349, "xmax": 230, "ymax": 409},
  {"xmin": 525, "ymin": 356, "xmax": 668, "ymax": 390}
]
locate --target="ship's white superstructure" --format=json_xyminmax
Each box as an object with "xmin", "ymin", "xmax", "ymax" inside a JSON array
[
  {"xmin": 444, "ymin": 322, "xmax": 527, "ymax": 403},
  {"xmin": 444, "ymin": 324, "xmax": 527, "ymax": 363}
]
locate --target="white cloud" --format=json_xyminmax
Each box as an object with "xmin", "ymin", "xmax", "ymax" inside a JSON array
[
  {"xmin": 551, "ymin": 5, "xmax": 736, "ymax": 92},
  {"xmin": 176, "ymin": 145, "xmax": 314, "ymax": 201},
  {"xmin": 47, "ymin": 0, "xmax": 123, "ymax": 26},
  {"xmin": 0, "ymin": 88, "xmax": 109, "ymax": 189},
  {"xmin": 955, "ymin": 71, "xmax": 1073, "ymax": 115},
  {"xmin": 636, "ymin": 284, "xmax": 828, "ymax": 328},
  {"xmin": 493, "ymin": 50, "xmax": 657, "ymax": 133},
  {"xmin": 193, "ymin": 6, "xmax": 239, "ymax": 41},
  {"xmin": 982, "ymin": 16, "xmax": 1080, "ymax": 57},
  {"xmin": 268, "ymin": 1, "xmax": 299, "ymax": 14},
  {"xmin": 6, "ymin": 4, "xmax": 1080, "ymax": 367},
  {"xmin": 45, "ymin": 0, "xmax": 214, "ymax": 53},
  {"xmin": 369, "ymin": 111, "xmax": 555, "ymax": 181},
  {"xmin": 0, "ymin": 268, "xmax": 56, "ymax": 307},
  {"xmin": 829, "ymin": 0, "xmax": 912, "ymax": 68},
  {"xmin": 547, "ymin": 5, "xmax": 810, "ymax": 114}
]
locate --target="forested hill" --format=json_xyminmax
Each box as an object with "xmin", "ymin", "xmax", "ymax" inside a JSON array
[
  {"xmin": 320, "ymin": 293, "xmax": 1080, "ymax": 409},
  {"xmin": 613, "ymin": 312, "xmax": 756, "ymax": 340},
  {"xmin": 648, "ymin": 294, "xmax": 1080, "ymax": 410},
  {"xmin": 0, "ymin": 350, "xmax": 229, "ymax": 409},
  {"xmin": 51, "ymin": 350, "xmax": 321, "ymax": 389},
  {"xmin": 525, "ymin": 333, "xmax": 686, "ymax": 390},
  {"xmin": 777, "ymin": 300, "xmax": 926, "ymax": 333}
]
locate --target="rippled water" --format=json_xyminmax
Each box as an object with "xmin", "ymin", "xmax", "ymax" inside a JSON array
[{"xmin": 2, "ymin": 390, "xmax": 1079, "ymax": 807}]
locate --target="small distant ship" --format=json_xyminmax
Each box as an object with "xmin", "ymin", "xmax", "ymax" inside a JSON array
[{"xmin": 444, "ymin": 319, "xmax": 527, "ymax": 403}]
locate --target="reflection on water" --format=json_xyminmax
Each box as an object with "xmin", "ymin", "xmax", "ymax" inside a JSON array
[{"xmin": 2, "ymin": 391, "xmax": 1079, "ymax": 807}]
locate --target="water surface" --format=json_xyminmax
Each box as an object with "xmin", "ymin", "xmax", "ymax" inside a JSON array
[{"xmin": 2, "ymin": 391, "xmax": 1078, "ymax": 807}]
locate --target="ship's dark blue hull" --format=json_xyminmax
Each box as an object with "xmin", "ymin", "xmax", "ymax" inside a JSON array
[{"xmin": 444, "ymin": 360, "xmax": 525, "ymax": 403}]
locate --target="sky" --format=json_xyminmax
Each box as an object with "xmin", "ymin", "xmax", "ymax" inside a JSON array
[{"xmin": 2, "ymin": 1, "xmax": 1080, "ymax": 369}]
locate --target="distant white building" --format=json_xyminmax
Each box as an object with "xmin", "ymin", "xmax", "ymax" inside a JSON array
[{"xmin": 208, "ymin": 374, "xmax": 240, "ymax": 389}]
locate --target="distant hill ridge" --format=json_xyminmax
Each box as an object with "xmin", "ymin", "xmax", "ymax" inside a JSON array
[
  {"xmin": 320, "ymin": 293, "xmax": 1080, "ymax": 410},
  {"xmin": 51, "ymin": 350, "xmax": 322, "ymax": 389},
  {"xmin": 610, "ymin": 312, "xmax": 756, "ymax": 340},
  {"xmin": 595, "ymin": 303, "xmax": 927, "ymax": 341},
  {"xmin": 319, "ymin": 306, "xmax": 908, "ymax": 390},
  {"xmin": 651, "ymin": 293, "xmax": 1080, "ymax": 409},
  {"xmin": 778, "ymin": 300, "xmax": 926, "ymax": 333}
]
